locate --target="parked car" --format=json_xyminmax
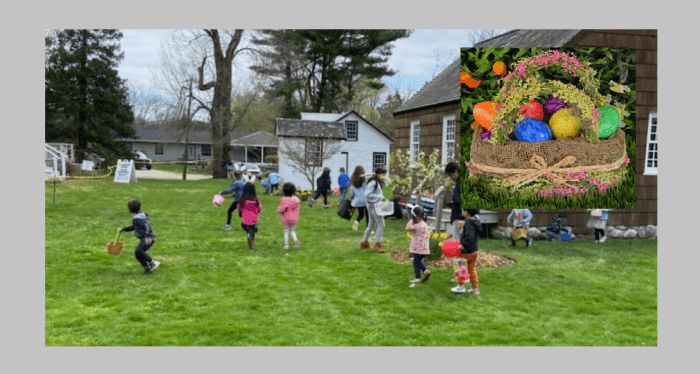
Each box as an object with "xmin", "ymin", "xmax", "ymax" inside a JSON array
[
  {"xmin": 131, "ymin": 150, "xmax": 152, "ymax": 170},
  {"xmin": 232, "ymin": 162, "xmax": 262, "ymax": 178}
]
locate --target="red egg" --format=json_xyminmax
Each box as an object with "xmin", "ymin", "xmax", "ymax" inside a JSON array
[
  {"xmin": 442, "ymin": 239, "xmax": 461, "ymax": 258},
  {"xmin": 517, "ymin": 100, "xmax": 544, "ymax": 120}
]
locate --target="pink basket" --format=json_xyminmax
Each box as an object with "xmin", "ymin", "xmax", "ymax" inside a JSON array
[{"xmin": 212, "ymin": 194, "xmax": 225, "ymax": 207}]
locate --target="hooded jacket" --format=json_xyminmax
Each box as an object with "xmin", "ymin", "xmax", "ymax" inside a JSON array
[
  {"xmin": 277, "ymin": 196, "xmax": 301, "ymax": 226},
  {"xmin": 316, "ymin": 171, "xmax": 331, "ymax": 192},
  {"xmin": 460, "ymin": 217, "xmax": 482, "ymax": 254},
  {"xmin": 507, "ymin": 209, "xmax": 533, "ymax": 228},
  {"xmin": 122, "ymin": 212, "xmax": 156, "ymax": 240}
]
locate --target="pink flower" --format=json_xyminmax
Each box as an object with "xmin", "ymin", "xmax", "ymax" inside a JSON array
[{"xmin": 624, "ymin": 158, "xmax": 630, "ymax": 164}]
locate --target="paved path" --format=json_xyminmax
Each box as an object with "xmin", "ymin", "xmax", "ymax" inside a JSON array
[{"xmin": 135, "ymin": 169, "xmax": 212, "ymax": 181}]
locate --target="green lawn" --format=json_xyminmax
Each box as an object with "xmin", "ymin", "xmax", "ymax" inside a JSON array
[{"xmin": 45, "ymin": 178, "xmax": 657, "ymax": 346}]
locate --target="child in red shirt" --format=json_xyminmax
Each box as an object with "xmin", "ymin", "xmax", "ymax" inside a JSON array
[{"xmin": 238, "ymin": 182, "xmax": 262, "ymax": 249}]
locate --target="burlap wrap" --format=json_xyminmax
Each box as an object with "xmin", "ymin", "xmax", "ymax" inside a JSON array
[{"xmin": 469, "ymin": 125, "xmax": 627, "ymax": 186}]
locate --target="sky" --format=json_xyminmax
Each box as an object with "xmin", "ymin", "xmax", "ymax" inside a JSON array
[{"xmin": 118, "ymin": 29, "xmax": 509, "ymax": 112}]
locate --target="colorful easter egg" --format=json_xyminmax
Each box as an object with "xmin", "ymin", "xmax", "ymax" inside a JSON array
[
  {"xmin": 549, "ymin": 108, "xmax": 581, "ymax": 139},
  {"xmin": 514, "ymin": 117, "xmax": 552, "ymax": 142},
  {"xmin": 493, "ymin": 61, "xmax": 507, "ymax": 75},
  {"xmin": 517, "ymin": 100, "xmax": 544, "ymax": 120},
  {"xmin": 544, "ymin": 96, "xmax": 570, "ymax": 115},
  {"xmin": 473, "ymin": 101, "xmax": 497, "ymax": 130},
  {"xmin": 597, "ymin": 105, "xmax": 621, "ymax": 138}
]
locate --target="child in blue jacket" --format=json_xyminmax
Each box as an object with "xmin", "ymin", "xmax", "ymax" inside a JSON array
[
  {"xmin": 338, "ymin": 167, "xmax": 350, "ymax": 205},
  {"xmin": 219, "ymin": 170, "xmax": 246, "ymax": 230}
]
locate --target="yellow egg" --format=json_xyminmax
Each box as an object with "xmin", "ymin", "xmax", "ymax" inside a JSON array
[{"xmin": 548, "ymin": 108, "xmax": 581, "ymax": 139}]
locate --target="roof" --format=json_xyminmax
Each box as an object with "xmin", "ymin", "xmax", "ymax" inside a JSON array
[
  {"xmin": 230, "ymin": 131, "xmax": 278, "ymax": 147},
  {"xmin": 121, "ymin": 126, "xmax": 267, "ymax": 146},
  {"xmin": 275, "ymin": 118, "xmax": 347, "ymax": 139},
  {"xmin": 474, "ymin": 29, "xmax": 583, "ymax": 48},
  {"xmin": 392, "ymin": 59, "xmax": 460, "ymax": 115},
  {"xmin": 300, "ymin": 110, "xmax": 393, "ymax": 142},
  {"xmin": 392, "ymin": 30, "xmax": 584, "ymax": 115}
]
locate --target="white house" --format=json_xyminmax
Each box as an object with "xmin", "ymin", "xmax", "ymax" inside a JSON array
[{"xmin": 275, "ymin": 110, "xmax": 393, "ymax": 190}]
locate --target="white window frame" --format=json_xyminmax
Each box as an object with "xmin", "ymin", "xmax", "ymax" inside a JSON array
[
  {"xmin": 345, "ymin": 121, "xmax": 358, "ymax": 141},
  {"xmin": 442, "ymin": 114, "xmax": 456, "ymax": 164},
  {"xmin": 410, "ymin": 120, "xmax": 420, "ymax": 166},
  {"xmin": 373, "ymin": 152, "xmax": 387, "ymax": 172},
  {"xmin": 643, "ymin": 112, "xmax": 657, "ymax": 176},
  {"xmin": 305, "ymin": 138, "xmax": 323, "ymax": 167}
]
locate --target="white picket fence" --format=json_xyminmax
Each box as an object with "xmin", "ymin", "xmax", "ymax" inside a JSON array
[{"xmin": 45, "ymin": 143, "xmax": 72, "ymax": 178}]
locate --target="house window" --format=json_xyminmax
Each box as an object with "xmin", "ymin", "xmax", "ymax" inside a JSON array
[
  {"xmin": 305, "ymin": 138, "xmax": 323, "ymax": 167},
  {"xmin": 373, "ymin": 152, "xmax": 387, "ymax": 172},
  {"xmin": 155, "ymin": 143, "xmax": 163, "ymax": 155},
  {"xmin": 345, "ymin": 121, "xmax": 358, "ymax": 141},
  {"xmin": 410, "ymin": 120, "xmax": 420, "ymax": 166},
  {"xmin": 644, "ymin": 112, "xmax": 658, "ymax": 176},
  {"xmin": 442, "ymin": 114, "xmax": 456, "ymax": 163},
  {"xmin": 201, "ymin": 144, "xmax": 211, "ymax": 156}
]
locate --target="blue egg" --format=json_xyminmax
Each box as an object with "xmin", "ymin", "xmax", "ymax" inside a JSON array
[{"xmin": 514, "ymin": 117, "xmax": 552, "ymax": 142}]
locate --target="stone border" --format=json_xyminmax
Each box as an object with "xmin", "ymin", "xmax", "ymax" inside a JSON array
[{"xmin": 490, "ymin": 224, "xmax": 657, "ymax": 240}]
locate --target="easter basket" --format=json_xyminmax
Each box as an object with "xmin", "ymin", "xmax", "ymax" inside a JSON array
[{"xmin": 468, "ymin": 50, "xmax": 628, "ymax": 190}]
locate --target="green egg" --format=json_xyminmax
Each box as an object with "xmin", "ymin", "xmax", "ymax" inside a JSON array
[{"xmin": 597, "ymin": 106, "xmax": 620, "ymax": 138}]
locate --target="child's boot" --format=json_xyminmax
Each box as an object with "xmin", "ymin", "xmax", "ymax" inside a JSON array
[
  {"xmin": 372, "ymin": 242, "xmax": 385, "ymax": 253},
  {"xmin": 360, "ymin": 241, "xmax": 370, "ymax": 249}
]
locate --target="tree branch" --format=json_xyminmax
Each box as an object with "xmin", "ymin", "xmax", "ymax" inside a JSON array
[{"xmin": 198, "ymin": 55, "xmax": 216, "ymax": 91}]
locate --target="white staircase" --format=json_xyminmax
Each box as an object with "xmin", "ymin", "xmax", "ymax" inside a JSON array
[{"xmin": 45, "ymin": 143, "xmax": 72, "ymax": 178}]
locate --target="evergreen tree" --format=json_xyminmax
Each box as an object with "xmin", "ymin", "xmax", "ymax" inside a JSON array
[{"xmin": 45, "ymin": 29, "xmax": 135, "ymax": 157}]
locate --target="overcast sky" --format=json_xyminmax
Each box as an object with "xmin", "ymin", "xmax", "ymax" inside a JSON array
[{"xmin": 118, "ymin": 29, "xmax": 508, "ymax": 107}]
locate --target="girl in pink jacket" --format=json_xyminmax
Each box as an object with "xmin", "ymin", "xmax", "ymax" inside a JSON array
[
  {"xmin": 238, "ymin": 182, "xmax": 262, "ymax": 249},
  {"xmin": 406, "ymin": 206, "xmax": 431, "ymax": 287},
  {"xmin": 277, "ymin": 183, "xmax": 301, "ymax": 250}
]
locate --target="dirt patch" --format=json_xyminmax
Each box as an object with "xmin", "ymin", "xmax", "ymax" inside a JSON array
[{"xmin": 391, "ymin": 250, "xmax": 516, "ymax": 269}]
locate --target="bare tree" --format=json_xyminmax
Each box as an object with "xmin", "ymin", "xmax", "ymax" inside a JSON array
[{"xmin": 278, "ymin": 136, "xmax": 345, "ymax": 191}]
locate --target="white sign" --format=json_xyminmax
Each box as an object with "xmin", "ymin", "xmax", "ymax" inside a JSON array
[
  {"xmin": 114, "ymin": 159, "xmax": 137, "ymax": 184},
  {"xmin": 81, "ymin": 160, "xmax": 95, "ymax": 171}
]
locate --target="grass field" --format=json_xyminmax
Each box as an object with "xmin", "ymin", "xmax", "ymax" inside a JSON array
[{"xmin": 45, "ymin": 178, "xmax": 657, "ymax": 346}]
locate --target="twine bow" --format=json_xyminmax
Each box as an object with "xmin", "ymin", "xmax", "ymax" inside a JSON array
[{"xmin": 506, "ymin": 154, "xmax": 577, "ymax": 188}]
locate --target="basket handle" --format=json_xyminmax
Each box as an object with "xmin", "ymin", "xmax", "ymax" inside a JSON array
[{"xmin": 114, "ymin": 229, "xmax": 122, "ymax": 243}]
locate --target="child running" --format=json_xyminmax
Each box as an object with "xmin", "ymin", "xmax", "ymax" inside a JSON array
[
  {"xmin": 309, "ymin": 167, "xmax": 332, "ymax": 209},
  {"xmin": 349, "ymin": 166, "xmax": 371, "ymax": 232},
  {"xmin": 361, "ymin": 167, "xmax": 387, "ymax": 253},
  {"xmin": 238, "ymin": 182, "xmax": 262, "ymax": 249},
  {"xmin": 338, "ymin": 167, "xmax": 350, "ymax": 205},
  {"xmin": 454, "ymin": 209, "xmax": 482, "ymax": 294},
  {"xmin": 406, "ymin": 206, "xmax": 431, "ymax": 288},
  {"xmin": 277, "ymin": 182, "xmax": 301, "ymax": 250},
  {"xmin": 587, "ymin": 209, "xmax": 614, "ymax": 243},
  {"xmin": 219, "ymin": 170, "xmax": 246, "ymax": 231},
  {"xmin": 119, "ymin": 199, "xmax": 160, "ymax": 274}
]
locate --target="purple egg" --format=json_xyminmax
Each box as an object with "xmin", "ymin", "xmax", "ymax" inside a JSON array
[{"xmin": 545, "ymin": 96, "xmax": 570, "ymax": 115}]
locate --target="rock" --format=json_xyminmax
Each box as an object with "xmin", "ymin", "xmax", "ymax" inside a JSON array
[
  {"xmin": 623, "ymin": 229, "xmax": 637, "ymax": 238},
  {"xmin": 637, "ymin": 226, "xmax": 647, "ymax": 238},
  {"xmin": 492, "ymin": 230, "xmax": 506, "ymax": 240},
  {"xmin": 538, "ymin": 226, "xmax": 547, "ymax": 233},
  {"xmin": 504, "ymin": 227, "xmax": 513, "ymax": 237},
  {"xmin": 646, "ymin": 225, "xmax": 656, "ymax": 238},
  {"xmin": 528, "ymin": 227, "xmax": 542, "ymax": 239},
  {"xmin": 569, "ymin": 234, "xmax": 576, "ymax": 240},
  {"xmin": 609, "ymin": 229, "xmax": 624, "ymax": 238},
  {"xmin": 616, "ymin": 225, "xmax": 627, "ymax": 231},
  {"xmin": 605, "ymin": 226, "xmax": 615, "ymax": 233}
]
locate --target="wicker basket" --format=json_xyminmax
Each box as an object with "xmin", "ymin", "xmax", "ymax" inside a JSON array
[{"xmin": 106, "ymin": 230, "xmax": 124, "ymax": 255}]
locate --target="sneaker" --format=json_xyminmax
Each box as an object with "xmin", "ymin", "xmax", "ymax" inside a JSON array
[
  {"xmin": 146, "ymin": 260, "xmax": 160, "ymax": 274},
  {"xmin": 421, "ymin": 270, "xmax": 431, "ymax": 282},
  {"xmin": 409, "ymin": 283, "xmax": 418, "ymax": 288},
  {"xmin": 526, "ymin": 237, "xmax": 533, "ymax": 248},
  {"xmin": 410, "ymin": 278, "xmax": 422, "ymax": 284},
  {"xmin": 294, "ymin": 240, "xmax": 300, "ymax": 249},
  {"xmin": 142, "ymin": 266, "xmax": 151, "ymax": 275},
  {"xmin": 451, "ymin": 286, "xmax": 466, "ymax": 293},
  {"xmin": 223, "ymin": 225, "xmax": 231, "ymax": 231},
  {"xmin": 595, "ymin": 239, "xmax": 600, "ymax": 243},
  {"xmin": 599, "ymin": 235, "xmax": 607, "ymax": 243},
  {"xmin": 467, "ymin": 288, "xmax": 480, "ymax": 295},
  {"xmin": 324, "ymin": 205, "xmax": 329, "ymax": 209},
  {"xmin": 283, "ymin": 245, "xmax": 290, "ymax": 250},
  {"xmin": 308, "ymin": 198, "xmax": 314, "ymax": 208},
  {"xmin": 352, "ymin": 221, "xmax": 359, "ymax": 231}
]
